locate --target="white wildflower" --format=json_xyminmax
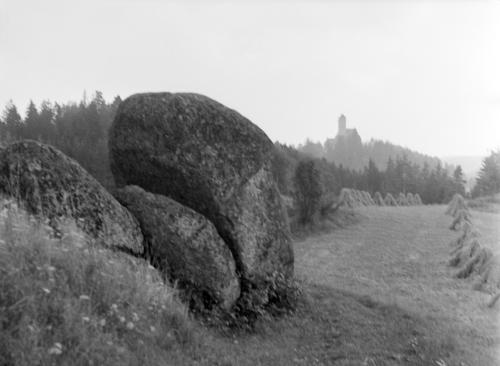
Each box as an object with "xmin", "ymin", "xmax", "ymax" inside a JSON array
[
  {"xmin": 48, "ymin": 342, "xmax": 63, "ymax": 355},
  {"xmin": 79, "ymin": 294, "xmax": 90, "ymax": 301},
  {"xmin": 82, "ymin": 316, "xmax": 90, "ymax": 322},
  {"xmin": 42, "ymin": 288, "xmax": 50, "ymax": 294},
  {"xmin": 126, "ymin": 322, "xmax": 134, "ymax": 330}
]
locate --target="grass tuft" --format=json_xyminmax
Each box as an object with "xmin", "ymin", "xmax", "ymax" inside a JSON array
[{"xmin": 0, "ymin": 200, "xmax": 194, "ymax": 366}]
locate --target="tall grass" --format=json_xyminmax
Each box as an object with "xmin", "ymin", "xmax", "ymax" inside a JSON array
[{"xmin": 0, "ymin": 200, "xmax": 195, "ymax": 366}]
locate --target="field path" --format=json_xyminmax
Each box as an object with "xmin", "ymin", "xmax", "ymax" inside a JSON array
[{"xmin": 295, "ymin": 205, "xmax": 500, "ymax": 366}]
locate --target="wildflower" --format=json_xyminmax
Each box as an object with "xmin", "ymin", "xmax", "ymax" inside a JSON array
[
  {"xmin": 42, "ymin": 288, "xmax": 50, "ymax": 294},
  {"xmin": 48, "ymin": 342, "xmax": 63, "ymax": 355},
  {"xmin": 82, "ymin": 317, "xmax": 90, "ymax": 322},
  {"xmin": 111, "ymin": 303, "xmax": 118, "ymax": 311},
  {"xmin": 79, "ymin": 294, "xmax": 90, "ymax": 301},
  {"xmin": 119, "ymin": 316, "xmax": 125, "ymax": 323},
  {"xmin": 150, "ymin": 326, "xmax": 156, "ymax": 332},
  {"xmin": 46, "ymin": 266, "xmax": 56, "ymax": 272},
  {"xmin": 132, "ymin": 312, "xmax": 139, "ymax": 322},
  {"xmin": 126, "ymin": 322, "xmax": 134, "ymax": 330},
  {"xmin": 99, "ymin": 318, "xmax": 106, "ymax": 327}
]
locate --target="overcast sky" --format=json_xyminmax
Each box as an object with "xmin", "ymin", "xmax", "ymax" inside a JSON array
[{"xmin": 1, "ymin": 0, "xmax": 499, "ymax": 157}]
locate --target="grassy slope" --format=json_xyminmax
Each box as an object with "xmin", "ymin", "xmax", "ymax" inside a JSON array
[
  {"xmin": 3, "ymin": 202, "xmax": 496, "ymax": 365},
  {"xmin": 295, "ymin": 205, "xmax": 500, "ymax": 366}
]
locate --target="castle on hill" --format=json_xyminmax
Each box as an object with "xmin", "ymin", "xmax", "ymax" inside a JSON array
[
  {"xmin": 320, "ymin": 114, "xmax": 364, "ymax": 168},
  {"xmin": 337, "ymin": 114, "xmax": 358, "ymax": 137}
]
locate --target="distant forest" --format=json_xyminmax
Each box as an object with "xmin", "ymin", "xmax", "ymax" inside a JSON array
[
  {"xmin": 0, "ymin": 92, "xmax": 487, "ymax": 205},
  {"xmin": 298, "ymin": 135, "xmax": 443, "ymax": 172},
  {"xmin": 273, "ymin": 143, "xmax": 465, "ymax": 205},
  {"xmin": 0, "ymin": 92, "xmax": 118, "ymax": 189}
]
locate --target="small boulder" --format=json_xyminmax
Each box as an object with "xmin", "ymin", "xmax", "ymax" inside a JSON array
[
  {"xmin": 115, "ymin": 185, "xmax": 240, "ymax": 309},
  {"xmin": 0, "ymin": 140, "xmax": 143, "ymax": 253},
  {"xmin": 109, "ymin": 92, "xmax": 294, "ymax": 292}
]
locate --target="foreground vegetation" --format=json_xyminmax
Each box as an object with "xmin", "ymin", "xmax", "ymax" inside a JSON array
[
  {"xmin": 0, "ymin": 202, "xmax": 194, "ymax": 365},
  {"xmin": 1, "ymin": 201, "xmax": 464, "ymax": 365}
]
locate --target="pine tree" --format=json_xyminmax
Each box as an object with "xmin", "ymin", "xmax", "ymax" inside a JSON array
[
  {"xmin": 452, "ymin": 165, "xmax": 466, "ymax": 196},
  {"xmin": 472, "ymin": 150, "xmax": 500, "ymax": 197},
  {"xmin": 366, "ymin": 159, "xmax": 382, "ymax": 194},
  {"xmin": 24, "ymin": 100, "xmax": 40, "ymax": 140},
  {"xmin": 38, "ymin": 101, "xmax": 55, "ymax": 142},
  {"xmin": 2, "ymin": 101, "xmax": 22, "ymax": 141}
]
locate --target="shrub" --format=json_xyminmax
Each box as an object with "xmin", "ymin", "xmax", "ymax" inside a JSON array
[{"xmin": 293, "ymin": 160, "xmax": 323, "ymax": 224}]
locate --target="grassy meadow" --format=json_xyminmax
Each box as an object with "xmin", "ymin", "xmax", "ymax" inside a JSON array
[
  {"xmin": 1, "ymin": 201, "xmax": 498, "ymax": 365},
  {"xmin": 295, "ymin": 205, "xmax": 500, "ymax": 365}
]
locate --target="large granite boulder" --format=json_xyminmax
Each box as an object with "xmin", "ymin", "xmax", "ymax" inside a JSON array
[
  {"xmin": 109, "ymin": 92, "xmax": 294, "ymax": 292},
  {"xmin": 0, "ymin": 140, "xmax": 143, "ymax": 253},
  {"xmin": 115, "ymin": 185, "xmax": 240, "ymax": 309}
]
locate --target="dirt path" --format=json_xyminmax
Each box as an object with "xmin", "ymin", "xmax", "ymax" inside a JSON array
[{"xmin": 295, "ymin": 206, "xmax": 500, "ymax": 366}]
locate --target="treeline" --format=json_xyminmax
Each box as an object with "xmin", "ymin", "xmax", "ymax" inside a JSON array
[
  {"xmin": 272, "ymin": 142, "xmax": 466, "ymax": 206},
  {"xmin": 299, "ymin": 135, "xmax": 443, "ymax": 171},
  {"xmin": 0, "ymin": 92, "xmax": 119, "ymax": 188},
  {"xmin": 0, "ymin": 94, "xmax": 480, "ymax": 209}
]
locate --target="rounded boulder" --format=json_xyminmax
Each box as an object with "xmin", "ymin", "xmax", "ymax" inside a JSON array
[
  {"xmin": 115, "ymin": 185, "xmax": 240, "ymax": 309},
  {"xmin": 0, "ymin": 140, "xmax": 143, "ymax": 253},
  {"xmin": 109, "ymin": 92, "xmax": 294, "ymax": 291}
]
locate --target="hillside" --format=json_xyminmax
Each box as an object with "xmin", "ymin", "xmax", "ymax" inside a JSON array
[{"xmin": 298, "ymin": 115, "xmax": 445, "ymax": 171}]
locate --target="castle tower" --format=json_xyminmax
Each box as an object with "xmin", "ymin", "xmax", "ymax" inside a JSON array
[{"xmin": 338, "ymin": 114, "xmax": 346, "ymax": 135}]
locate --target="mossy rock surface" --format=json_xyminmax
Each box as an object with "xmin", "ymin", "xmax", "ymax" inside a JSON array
[
  {"xmin": 115, "ymin": 185, "xmax": 240, "ymax": 310},
  {"xmin": 109, "ymin": 92, "xmax": 294, "ymax": 292},
  {"xmin": 0, "ymin": 140, "xmax": 143, "ymax": 253}
]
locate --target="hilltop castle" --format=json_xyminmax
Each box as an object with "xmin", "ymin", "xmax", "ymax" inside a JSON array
[{"xmin": 337, "ymin": 114, "xmax": 358, "ymax": 137}]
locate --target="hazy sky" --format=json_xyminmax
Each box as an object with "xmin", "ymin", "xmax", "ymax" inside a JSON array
[{"xmin": 1, "ymin": 0, "xmax": 499, "ymax": 157}]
